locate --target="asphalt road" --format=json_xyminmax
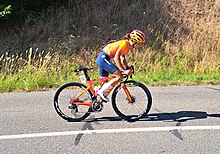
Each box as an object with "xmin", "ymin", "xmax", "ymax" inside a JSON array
[{"xmin": 0, "ymin": 85, "xmax": 220, "ymax": 154}]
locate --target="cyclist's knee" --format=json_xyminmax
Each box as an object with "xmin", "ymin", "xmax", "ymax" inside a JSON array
[
  {"xmin": 113, "ymin": 70, "xmax": 123, "ymax": 82},
  {"xmin": 116, "ymin": 75, "xmax": 123, "ymax": 82}
]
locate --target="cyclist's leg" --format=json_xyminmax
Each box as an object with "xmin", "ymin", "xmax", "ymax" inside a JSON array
[
  {"xmin": 109, "ymin": 70, "xmax": 122, "ymax": 87},
  {"xmin": 96, "ymin": 52, "xmax": 122, "ymax": 101},
  {"xmin": 98, "ymin": 66, "xmax": 109, "ymax": 78},
  {"xmin": 98, "ymin": 70, "xmax": 123, "ymax": 100}
]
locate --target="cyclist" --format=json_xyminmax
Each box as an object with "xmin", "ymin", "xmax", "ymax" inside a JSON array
[{"xmin": 96, "ymin": 30, "xmax": 147, "ymax": 102}]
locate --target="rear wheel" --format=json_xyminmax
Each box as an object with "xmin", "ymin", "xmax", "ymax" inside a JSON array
[
  {"xmin": 112, "ymin": 81, "xmax": 152, "ymax": 121},
  {"xmin": 53, "ymin": 82, "xmax": 92, "ymax": 122}
]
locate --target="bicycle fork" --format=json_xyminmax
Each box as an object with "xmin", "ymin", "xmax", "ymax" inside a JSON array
[
  {"xmin": 121, "ymin": 83, "xmax": 133, "ymax": 103},
  {"xmin": 105, "ymin": 83, "xmax": 133, "ymax": 103}
]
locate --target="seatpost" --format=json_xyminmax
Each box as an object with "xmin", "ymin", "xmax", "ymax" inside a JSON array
[{"xmin": 83, "ymin": 70, "xmax": 91, "ymax": 81}]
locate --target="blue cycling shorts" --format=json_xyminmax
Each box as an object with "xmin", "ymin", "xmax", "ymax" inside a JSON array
[{"xmin": 96, "ymin": 51, "xmax": 118, "ymax": 77}]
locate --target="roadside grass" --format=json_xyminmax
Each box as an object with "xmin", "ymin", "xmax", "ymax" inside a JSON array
[
  {"xmin": 0, "ymin": 1, "xmax": 219, "ymax": 93},
  {"xmin": 1, "ymin": 65, "xmax": 219, "ymax": 93},
  {"xmin": 134, "ymin": 71, "xmax": 220, "ymax": 86},
  {"xmin": 0, "ymin": 47, "xmax": 219, "ymax": 93}
]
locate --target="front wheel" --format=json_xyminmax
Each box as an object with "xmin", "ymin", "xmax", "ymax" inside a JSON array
[
  {"xmin": 111, "ymin": 81, "xmax": 152, "ymax": 121},
  {"xmin": 53, "ymin": 82, "xmax": 92, "ymax": 122}
]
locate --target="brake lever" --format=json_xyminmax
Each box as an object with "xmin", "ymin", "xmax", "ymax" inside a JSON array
[
  {"xmin": 131, "ymin": 65, "xmax": 134, "ymax": 73},
  {"xmin": 130, "ymin": 65, "xmax": 134, "ymax": 79}
]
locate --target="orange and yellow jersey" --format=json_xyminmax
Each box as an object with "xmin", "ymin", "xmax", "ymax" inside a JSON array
[{"xmin": 103, "ymin": 40, "xmax": 131, "ymax": 58}]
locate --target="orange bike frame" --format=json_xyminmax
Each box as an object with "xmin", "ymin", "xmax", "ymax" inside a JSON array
[
  {"xmin": 71, "ymin": 77, "xmax": 109, "ymax": 106},
  {"xmin": 71, "ymin": 76, "xmax": 133, "ymax": 106}
]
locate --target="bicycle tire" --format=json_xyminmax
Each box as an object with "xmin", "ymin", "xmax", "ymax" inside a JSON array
[
  {"xmin": 53, "ymin": 82, "xmax": 92, "ymax": 122},
  {"xmin": 111, "ymin": 80, "xmax": 152, "ymax": 121}
]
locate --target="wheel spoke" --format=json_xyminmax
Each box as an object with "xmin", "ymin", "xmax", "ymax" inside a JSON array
[
  {"xmin": 54, "ymin": 82, "xmax": 92, "ymax": 121},
  {"xmin": 112, "ymin": 81, "xmax": 152, "ymax": 120}
]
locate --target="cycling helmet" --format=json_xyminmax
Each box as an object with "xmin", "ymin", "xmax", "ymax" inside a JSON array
[{"xmin": 129, "ymin": 30, "xmax": 146, "ymax": 43}]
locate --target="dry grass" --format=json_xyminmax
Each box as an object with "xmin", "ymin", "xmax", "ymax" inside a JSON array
[
  {"xmin": 0, "ymin": 0, "xmax": 219, "ymax": 53},
  {"xmin": 0, "ymin": 0, "xmax": 219, "ymax": 92}
]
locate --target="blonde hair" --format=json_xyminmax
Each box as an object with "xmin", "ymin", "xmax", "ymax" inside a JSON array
[{"xmin": 123, "ymin": 33, "xmax": 130, "ymax": 40}]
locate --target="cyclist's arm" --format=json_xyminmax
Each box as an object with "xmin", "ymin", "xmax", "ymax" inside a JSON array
[
  {"xmin": 120, "ymin": 55, "xmax": 129, "ymax": 69},
  {"xmin": 114, "ymin": 50, "xmax": 126, "ymax": 71}
]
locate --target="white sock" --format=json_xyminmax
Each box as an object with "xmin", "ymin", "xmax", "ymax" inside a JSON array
[{"xmin": 98, "ymin": 83, "xmax": 112, "ymax": 93}]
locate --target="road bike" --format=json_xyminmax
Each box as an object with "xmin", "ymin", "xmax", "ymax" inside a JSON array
[{"xmin": 53, "ymin": 65, "xmax": 152, "ymax": 121}]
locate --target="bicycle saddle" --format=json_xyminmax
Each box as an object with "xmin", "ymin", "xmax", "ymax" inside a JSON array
[{"xmin": 74, "ymin": 66, "xmax": 93, "ymax": 72}]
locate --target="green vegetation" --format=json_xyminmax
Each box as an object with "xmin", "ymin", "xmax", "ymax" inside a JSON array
[
  {"xmin": 0, "ymin": 0, "xmax": 219, "ymax": 92},
  {"xmin": 0, "ymin": 5, "xmax": 11, "ymax": 17},
  {"xmin": 0, "ymin": 47, "xmax": 219, "ymax": 92}
]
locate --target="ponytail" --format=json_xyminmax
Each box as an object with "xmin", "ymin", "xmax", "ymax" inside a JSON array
[
  {"xmin": 109, "ymin": 39, "xmax": 117, "ymax": 43},
  {"xmin": 123, "ymin": 33, "xmax": 130, "ymax": 40}
]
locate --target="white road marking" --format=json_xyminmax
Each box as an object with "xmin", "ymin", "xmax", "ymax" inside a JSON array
[{"xmin": 1, "ymin": 125, "xmax": 220, "ymax": 140}]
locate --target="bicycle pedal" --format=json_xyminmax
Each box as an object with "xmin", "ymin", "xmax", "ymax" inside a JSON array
[{"xmin": 97, "ymin": 97, "xmax": 108, "ymax": 103}]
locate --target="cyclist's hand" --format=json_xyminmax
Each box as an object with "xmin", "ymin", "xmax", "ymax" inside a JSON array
[
  {"xmin": 123, "ymin": 69, "xmax": 132, "ymax": 76},
  {"xmin": 126, "ymin": 66, "xmax": 132, "ymax": 70}
]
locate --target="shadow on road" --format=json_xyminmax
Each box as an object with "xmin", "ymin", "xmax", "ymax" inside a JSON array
[
  {"xmin": 142, "ymin": 111, "xmax": 220, "ymax": 122},
  {"xmin": 76, "ymin": 111, "xmax": 220, "ymax": 123},
  {"xmin": 72, "ymin": 111, "xmax": 220, "ymax": 145}
]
